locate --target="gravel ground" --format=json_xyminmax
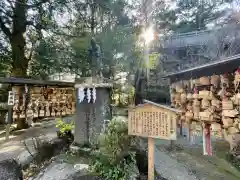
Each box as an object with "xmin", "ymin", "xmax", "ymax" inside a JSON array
[
  {"xmin": 139, "ymin": 174, "xmax": 168, "ymax": 180},
  {"xmin": 153, "ymin": 135, "xmax": 240, "ymax": 180},
  {"xmin": 154, "ymin": 147, "xmax": 198, "ymax": 180},
  {"xmin": 139, "ymin": 137, "xmax": 198, "ymax": 180}
]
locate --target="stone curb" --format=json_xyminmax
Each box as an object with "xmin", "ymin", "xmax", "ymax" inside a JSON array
[{"xmin": 17, "ymin": 134, "xmax": 58, "ymax": 168}]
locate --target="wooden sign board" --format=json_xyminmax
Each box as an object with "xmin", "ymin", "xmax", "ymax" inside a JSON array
[{"xmin": 128, "ymin": 102, "xmax": 178, "ymax": 140}]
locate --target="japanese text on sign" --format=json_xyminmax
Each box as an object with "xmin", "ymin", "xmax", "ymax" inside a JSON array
[
  {"xmin": 8, "ymin": 91, "xmax": 15, "ymax": 106},
  {"xmin": 128, "ymin": 104, "xmax": 177, "ymax": 140}
]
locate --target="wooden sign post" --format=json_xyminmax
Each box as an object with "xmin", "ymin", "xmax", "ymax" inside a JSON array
[
  {"xmin": 148, "ymin": 137, "xmax": 155, "ymax": 180},
  {"xmin": 128, "ymin": 100, "xmax": 180, "ymax": 180}
]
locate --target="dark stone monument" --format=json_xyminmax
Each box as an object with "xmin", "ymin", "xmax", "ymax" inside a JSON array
[{"xmin": 74, "ymin": 77, "xmax": 112, "ymax": 145}]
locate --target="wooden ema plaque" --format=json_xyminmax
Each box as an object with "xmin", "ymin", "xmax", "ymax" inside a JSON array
[{"xmin": 128, "ymin": 103, "xmax": 177, "ymax": 140}]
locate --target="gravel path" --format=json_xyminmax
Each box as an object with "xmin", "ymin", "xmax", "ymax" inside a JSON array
[
  {"xmin": 153, "ymin": 134, "xmax": 240, "ymax": 180},
  {"xmin": 155, "ymin": 147, "xmax": 198, "ymax": 180}
]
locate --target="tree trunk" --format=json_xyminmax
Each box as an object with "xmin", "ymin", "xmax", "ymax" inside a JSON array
[
  {"xmin": 118, "ymin": 92, "xmax": 121, "ymax": 106},
  {"xmin": 11, "ymin": 0, "xmax": 29, "ymax": 129},
  {"xmin": 134, "ymin": 69, "xmax": 147, "ymax": 105},
  {"xmin": 11, "ymin": 0, "xmax": 28, "ymax": 77},
  {"xmin": 90, "ymin": 1, "xmax": 96, "ymax": 35}
]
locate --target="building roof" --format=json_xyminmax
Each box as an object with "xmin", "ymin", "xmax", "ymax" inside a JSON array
[
  {"xmin": 164, "ymin": 54, "xmax": 240, "ymax": 82},
  {"xmin": 0, "ymin": 77, "xmax": 74, "ymax": 87},
  {"xmin": 160, "ymin": 24, "xmax": 240, "ymax": 48},
  {"xmin": 75, "ymin": 77, "xmax": 113, "ymax": 88},
  {"xmin": 142, "ymin": 100, "xmax": 182, "ymax": 113},
  {"xmin": 75, "ymin": 83, "xmax": 113, "ymax": 88}
]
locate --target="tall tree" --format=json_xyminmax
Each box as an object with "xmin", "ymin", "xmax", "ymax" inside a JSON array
[
  {"xmin": 73, "ymin": 0, "xmax": 111, "ymax": 34},
  {"xmin": 0, "ymin": 0, "xmax": 70, "ymax": 129},
  {"xmin": 66, "ymin": 0, "xmax": 136, "ymax": 78},
  {"xmin": 0, "ymin": 0, "xmax": 68, "ymax": 77},
  {"xmin": 153, "ymin": 0, "xmax": 233, "ymax": 33},
  {"xmin": 0, "ymin": 33, "xmax": 11, "ymax": 76}
]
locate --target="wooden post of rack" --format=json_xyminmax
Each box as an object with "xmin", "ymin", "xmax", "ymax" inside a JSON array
[
  {"xmin": 180, "ymin": 120, "xmax": 183, "ymax": 135},
  {"xmin": 188, "ymin": 123, "xmax": 191, "ymax": 142}
]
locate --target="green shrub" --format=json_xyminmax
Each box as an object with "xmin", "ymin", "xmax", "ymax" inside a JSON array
[
  {"xmin": 226, "ymin": 142, "xmax": 240, "ymax": 171},
  {"xmin": 90, "ymin": 118, "xmax": 139, "ymax": 180},
  {"xmin": 56, "ymin": 118, "xmax": 74, "ymax": 137}
]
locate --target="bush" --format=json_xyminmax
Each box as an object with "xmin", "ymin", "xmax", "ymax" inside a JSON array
[
  {"xmin": 56, "ymin": 118, "xmax": 74, "ymax": 142},
  {"xmin": 90, "ymin": 118, "xmax": 139, "ymax": 180},
  {"xmin": 226, "ymin": 141, "xmax": 240, "ymax": 171}
]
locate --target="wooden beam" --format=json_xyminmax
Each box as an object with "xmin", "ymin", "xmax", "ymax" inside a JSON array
[
  {"xmin": 0, "ymin": 77, "xmax": 74, "ymax": 87},
  {"xmin": 164, "ymin": 54, "xmax": 240, "ymax": 82}
]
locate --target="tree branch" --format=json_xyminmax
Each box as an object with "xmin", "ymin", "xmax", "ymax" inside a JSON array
[
  {"xmin": 26, "ymin": 21, "xmax": 41, "ymax": 29},
  {"xmin": 51, "ymin": 30, "xmax": 87, "ymax": 38},
  {"xmin": 26, "ymin": 0, "xmax": 50, "ymax": 9},
  {"xmin": 0, "ymin": 8, "xmax": 13, "ymax": 18},
  {"xmin": 5, "ymin": 0, "xmax": 49, "ymax": 8},
  {"xmin": 27, "ymin": 42, "xmax": 36, "ymax": 61},
  {"xmin": 6, "ymin": 0, "xmax": 14, "ymax": 10},
  {"xmin": 0, "ymin": 16, "xmax": 11, "ymax": 37}
]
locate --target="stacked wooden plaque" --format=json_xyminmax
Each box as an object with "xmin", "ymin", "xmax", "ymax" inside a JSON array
[
  {"xmin": 170, "ymin": 68, "xmax": 240, "ymax": 139},
  {"xmin": 12, "ymin": 86, "xmax": 76, "ymax": 120}
]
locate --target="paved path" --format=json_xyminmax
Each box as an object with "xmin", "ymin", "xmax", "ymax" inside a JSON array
[
  {"xmin": 0, "ymin": 116, "xmax": 74, "ymax": 163},
  {"xmin": 139, "ymin": 136, "xmax": 200, "ymax": 180},
  {"xmin": 0, "ymin": 120, "xmax": 58, "ymax": 162}
]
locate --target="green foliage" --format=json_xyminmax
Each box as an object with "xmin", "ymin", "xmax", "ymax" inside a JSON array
[
  {"xmin": 0, "ymin": 0, "xmax": 71, "ymax": 77},
  {"xmin": 112, "ymin": 85, "xmax": 135, "ymax": 107},
  {"xmin": 226, "ymin": 143, "xmax": 240, "ymax": 171},
  {"xmin": 0, "ymin": 39, "xmax": 11, "ymax": 77},
  {"xmin": 28, "ymin": 0, "xmax": 138, "ymax": 79},
  {"xmin": 226, "ymin": 152, "xmax": 240, "ymax": 172},
  {"xmin": 153, "ymin": 0, "xmax": 233, "ymax": 33},
  {"xmin": 90, "ymin": 118, "xmax": 138, "ymax": 180},
  {"xmin": 70, "ymin": 34, "xmax": 92, "ymax": 76},
  {"xmin": 0, "ymin": 0, "xmax": 139, "ymax": 80},
  {"xmin": 56, "ymin": 118, "xmax": 74, "ymax": 136},
  {"xmin": 30, "ymin": 39, "xmax": 57, "ymax": 79}
]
